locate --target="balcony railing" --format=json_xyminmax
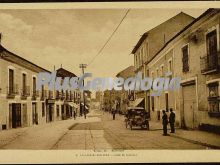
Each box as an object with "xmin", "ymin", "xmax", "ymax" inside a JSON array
[
  {"xmin": 56, "ymin": 91, "xmax": 61, "ymax": 100},
  {"xmin": 21, "ymin": 86, "xmax": 30, "ymax": 99},
  {"xmin": 70, "ymin": 93, "xmax": 74, "ymax": 100},
  {"xmin": 61, "ymin": 91, "xmax": 65, "ymax": 100},
  {"xmin": 7, "ymin": 84, "xmax": 19, "ymax": 98},
  {"xmin": 66, "ymin": 91, "xmax": 70, "ymax": 101},
  {"xmin": 32, "ymin": 90, "xmax": 39, "ymax": 100},
  {"xmin": 48, "ymin": 91, "xmax": 54, "ymax": 99},
  {"xmin": 200, "ymin": 52, "xmax": 220, "ymax": 74},
  {"xmin": 41, "ymin": 90, "xmax": 47, "ymax": 100}
]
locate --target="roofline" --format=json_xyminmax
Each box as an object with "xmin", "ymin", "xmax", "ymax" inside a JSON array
[
  {"xmin": 131, "ymin": 33, "xmax": 148, "ymax": 54},
  {"xmin": 131, "ymin": 11, "xmax": 195, "ymax": 55},
  {"xmin": 0, "ymin": 44, "xmax": 50, "ymax": 73},
  {"xmin": 115, "ymin": 65, "xmax": 134, "ymax": 77},
  {"xmin": 56, "ymin": 67, "xmax": 77, "ymax": 77},
  {"xmin": 145, "ymin": 8, "xmax": 219, "ymax": 66}
]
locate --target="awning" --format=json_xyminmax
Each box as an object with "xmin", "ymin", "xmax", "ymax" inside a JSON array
[
  {"xmin": 129, "ymin": 98, "xmax": 144, "ymax": 107},
  {"xmin": 68, "ymin": 102, "xmax": 79, "ymax": 109}
]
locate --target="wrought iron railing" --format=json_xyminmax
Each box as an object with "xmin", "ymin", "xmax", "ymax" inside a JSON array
[
  {"xmin": 200, "ymin": 52, "xmax": 220, "ymax": 73},
  {"xmin": 41, "ymin": 90, "xmax": 47, "ymax": 100},
  {"xmin": 48, "ymin": 91, "xmax": 54, "ymax": 99},
  {"xmin": 7, "ymin": 84, "xmax": 19, "ymax": 98}
]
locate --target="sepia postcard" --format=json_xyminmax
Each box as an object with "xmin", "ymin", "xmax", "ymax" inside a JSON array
[{"xmin": 0, "ymin": 1, "xmax": 219, "ymax": 164}]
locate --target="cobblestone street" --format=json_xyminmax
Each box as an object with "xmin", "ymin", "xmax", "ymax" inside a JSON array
[{"xmin": 0, "ymin": 108, "xmax": 219, "ymax": 150}]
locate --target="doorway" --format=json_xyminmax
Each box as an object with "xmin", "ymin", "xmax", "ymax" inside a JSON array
[
  {"xmin": 32, "ymin": 103, "xmax": 38, "ymax": 125},
  {"xmin": 9, "ymin": 103, "xmax": 21, "ymax": 128}
]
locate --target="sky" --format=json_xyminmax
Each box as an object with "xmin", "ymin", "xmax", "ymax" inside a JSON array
[{"xmin": 0, "ymin": 8, "xmax": 207, "ymax": 78}]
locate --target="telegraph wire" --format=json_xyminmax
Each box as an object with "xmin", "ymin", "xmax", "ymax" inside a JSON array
[{"xmin": 87, "ymin": 9, "xmax": 131, "ymax": 67}]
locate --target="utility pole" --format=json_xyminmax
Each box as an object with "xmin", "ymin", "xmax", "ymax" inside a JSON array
[{"xmin": 79, "ymin": 64, "xmax": 87, "ymax": 119}]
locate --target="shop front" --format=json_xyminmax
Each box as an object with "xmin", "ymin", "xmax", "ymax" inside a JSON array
[{"xmin": 46, "ymin": 99, "xmax": 55, "ymax": 122}]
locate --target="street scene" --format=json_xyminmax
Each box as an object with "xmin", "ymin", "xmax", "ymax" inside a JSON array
[
  {"xmin": 0, "ymin": 107, "xmax": 219, "ymax": 150},
  {"xmin": 0, "ymin": 7, "xmax": 219, "ymax": 150}
]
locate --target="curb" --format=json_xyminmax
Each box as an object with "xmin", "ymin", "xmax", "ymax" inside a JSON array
[{"xmin": 171, "ymin": 134, "xmax": 220, "ymax": 149}]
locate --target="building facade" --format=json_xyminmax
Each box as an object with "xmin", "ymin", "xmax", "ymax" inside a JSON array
[
  {"xmin": 131, "ymin": 12, "xmax": 195, "ymax": 116},
  {"xmin": 0, "ymin": 45, "xmax": 50, "ymax": 130},
  {"xmin": 144, "ymin": 9, "xmax": 220, "ymax": 130},
  {"xmin": 0, "ymin": 45, "xmax": 80, "ymax": 130},
  {"xmin": 116, "ymin": 66, "xmax": 135, "ymax": 114}
]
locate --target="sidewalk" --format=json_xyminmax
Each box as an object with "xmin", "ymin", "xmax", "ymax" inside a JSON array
[
  {"xmin": 114, "ymin": 113, "xmax": 220, "ymax": 149},
  {"xmin": 0, "ymin": 116, "xmax": 85, "ymax": 149}
]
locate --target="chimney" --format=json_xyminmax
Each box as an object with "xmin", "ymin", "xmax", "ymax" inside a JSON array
[
  {"xmin": 61, "ymin": 64, "xmax": 62, "ymax": 68},
  {"xmin": 53, "ymin": 65, "xmax": 56, "ymax": 71}
]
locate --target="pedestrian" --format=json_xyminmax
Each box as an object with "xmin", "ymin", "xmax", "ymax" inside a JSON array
[
  {"xmin": 73, "ymin": 110, "xmax": 76, "ymax": 120},
  {"xmin": 112, "ymin": 109, "xmax": 115, "ymax": 120},
  {"xmin": 169, "ymin": 108, "xmax": 175, "ymax": 133},
  {"xmin": 84, "ymin": 109, "xmax": 86, "ymax": 119},
  {"xmin": 162, "ymin": 110, "xmax": 169, "ymax": 136}
]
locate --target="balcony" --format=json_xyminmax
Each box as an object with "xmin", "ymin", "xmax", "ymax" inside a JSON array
[
  {"xmin": 61, "ymin": 91, "xmax": 65, "ymax": 100},
  {"xmin": 41, "ymin": 90, "xmax": 47, "ymax": 101},
  {"xmin": 7, "ymin": 84, "xmax": 19, "ymax": 99},
  {"xmin": 200, "ymin": 52, "xmax": 220, "ymax": 74},
  {"xmin": 21, "ymin": 86, "xmax": 30, "ymax": 100},
  {"xmin": 48, "ymin": 91, "xmax": 54, "ymax": 99},
  {"xmin": 56, "ymin": 91, "xmax": 61, "ymax": 100},
  {"xmin": 32, "ymin": 90, "xmax": 39, "ymax": 100},
  {"xmin": 66, "ymin": 92, "xmax": 70, "ymax": 101},
  {"xmin": 70, "ymin": 93, "xmax": 74, "ymax": 101}
]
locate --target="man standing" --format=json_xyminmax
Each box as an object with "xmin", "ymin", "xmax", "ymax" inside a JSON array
[
  {"xmin": 162, "ymin": 110, "xmax": 169, "ymax": 136},
  {"xmin": 169, "ymin": 108, "xmax": 175, "ymax": 133},
  {"xmin": 73, "ymin": 110, "xmax": 76, "ymax": 120},
  {"xmin": 112, "ymin": 109, "xmax": 116, "ymax": 120}
]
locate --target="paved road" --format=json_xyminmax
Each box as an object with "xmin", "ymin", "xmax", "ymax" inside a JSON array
[
  {"xmin": 0, "ymin": 109, "xmax": 207, "ymax": 150},
  {"xmin": 53, "ymin": 109, "xmax": 206, "ymax": 150}
]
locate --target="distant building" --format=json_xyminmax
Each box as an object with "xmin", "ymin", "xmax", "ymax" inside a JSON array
[
  {"xmin": 115, "ymin": 66, "xmax": 135, "ymax": 114},
  {"xmin": 55, "ymin": 67, "xmax": 80, "ymax": 120}
]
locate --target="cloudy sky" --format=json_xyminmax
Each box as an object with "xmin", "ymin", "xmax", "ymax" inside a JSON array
[{"xmin": 0, "ymin": 8, "xmax": 207, "ymax": 78}]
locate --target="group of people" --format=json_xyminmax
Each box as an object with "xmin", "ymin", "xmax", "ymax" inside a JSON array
[{"xmin": 162, "ymin": 108, "xmax": 176, "ymax": 136}]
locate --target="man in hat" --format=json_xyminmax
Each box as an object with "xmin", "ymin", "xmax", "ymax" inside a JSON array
[
  {"xmin": 162, "ymin": 110, "xmax": 169, "ymax": 136},
  {"xmin": 169, "ymin": 108, "xmax": 176, "ymax": 133}
]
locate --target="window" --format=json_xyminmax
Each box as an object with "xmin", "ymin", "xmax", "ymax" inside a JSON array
[
  {"xmin": 206, "ymin": 30, "xmax": 217, "ymax": 56},
  {"xmin": 146, "ymin": 69, "xmax": 149, "ymax": 77},
  {"xmin": 206, "ymin": 30, "xmax": 218, "ymax": 70},
  {"xmin": 151, "ymin": 72, "xmax": 154, "ymax": 79},
  {"xmin": 42, "ymin": 103, "xmax": 45, "ymax": 117},
  {"xmin": 22, "ymin": 73, "xmax": 26, "ymax": 94},
  {"xmin": 135, "ymin": 55, "xmax": 138, "ymax": 69},
  {"xmin": 208, "ymin": 82, "xmax": 219, "ymax": 113},
  {"xmin": 151, "ymin": 96, "xmax": 154, "ymax": 111},
  {"xmin": 182, "ymin": 44, "xmax": 189, "ymax": 72},
  {"xmin": 145, "ymin": 42, "xmax": 148, "ymax": 61},
  {"xmin": 9, "ymin": 69, "xmax": 14, "ymax": 94},
  {"xmin": 168, "ymin": 60, "xmax": 172, "ymax": 72},
  {"xmin": 56, "ymin": 105, "xmax": 60, "ymax": 117},
  {"xmin": 161, "ymin": 65, "xmax": 164, "ymax": 76},
  {"xmin": 33, "ymin": 77, "xmax": 36, "ymax": 93}
]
